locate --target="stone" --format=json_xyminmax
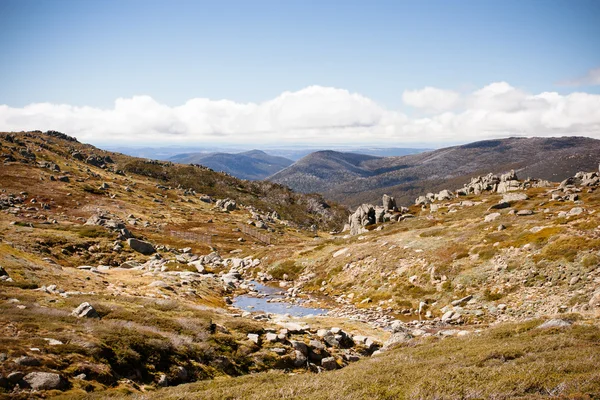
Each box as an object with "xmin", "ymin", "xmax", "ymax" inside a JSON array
[
  {"xmin": 310, "ymin": 339, "xmax": 326, "ymax": 351},
  {"xmin": 71, "ymin": 302, "xmax": 99, "ymax": 318},
  {"xmin": 157, "ymin": 374, "xmax": 168, "ymax": 387},
  {"xmin": 15, "ymin": 355, "xmax": 41, "ymax": 366},
  {"xmin": 538, "ymin": 319, "xmax": 572, "ymax": 329},
  {"xmin": 7, "ymin": 371, "xmax": 24, "ymax": 383},
  {"xmin": 484, "ymin": 213, "xmax": 501, "ymax": 222},
  {"xmin": 489, "ymin": 201, "xmax": 510, "ymax": 210},
  {"xmin": 44, "ymin": 338, "xmax": 64, "ymax": 346},
  {"xmin": 23, "ymin": 372, "xmax": 66, "ymax": 390},
  {"xmin": 502, "ymin": 193, "xmax": 528, "ymax": 202},
  {"xmin": 293, "ymin": 350, "xmax": 307, "ymax": 367},
  {"xmin": 265, "ymin": 332, "xmax": 278, "ymax": 342},
  {"xmin": 516, "ymin": 209, "xmax": 534, "ymax": 216},
  {"xmin": 569, "ymin": 276, "xmax": 580, "ymax": 285},
  {"xmin": 451, "ymin": 295, "xmax": 473, "ymax": 306},
  {"xmin": 348, "ymin": 204, "xmax": 376, "ymax": 235},
  {"xmin": 415, "ymin": 195, "xmax": 429, "ymax": 206},
  {"xmin": 321, "ymin": 357, "xmax": 337, "ymax": 370},
  {"xmin": 567, "ymin": 207, "xmax": 584, "ymax": 216},
  {"xmin": 247, "ymin": 333, "xmax": 260, "ymax": 344},
  {"xmin": 127, "ymin": 238, "xmax": 155, "ymax": 255},
  {"xmin": 291, "ymin": 340, "xmax": 308, "ymax": 355},
  {"xmin": 332, "ymin": 248, "xmax": 349, "ymax": 258},
  {"xmin": 382, "ymin": 194, "xmax": 397, "ymax": 211},
  {"xmin": 441, "ymin": 310, "xmax": 455, "ymax": 322},
  {"xmin": 149, "ymin": 281, "xmax": 171, "ymax": 289},
  {"xmin": 281, "ymin": 322, "xmax": 308, "ymax": 333},
  {"xmin": 384, "ymin": 330, "xmax": 412, "ymax": 348},
  {"xmin": 435, "ymin": 189, "xmax": 454, "ymax": 201},
  {"xmin": 322, "ymin": 332, "xmax": 340, "ymax": 348}
]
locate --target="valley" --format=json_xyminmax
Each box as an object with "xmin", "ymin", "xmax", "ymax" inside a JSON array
[{"xmin": 1, "ymin": 131, "xmax": 599, "ymax": 399}]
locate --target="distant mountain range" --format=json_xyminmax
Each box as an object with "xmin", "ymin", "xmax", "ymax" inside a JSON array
[
  {"xmin": 169, "ymin": 150, "xmax": 294, "ymax": 180},
  {"xmin": 109, "ymin": 145, "xmax": 429, "ymax": 162},
  {"xmin": 269, "ymin": 136, "xmax": 600, "ymax": 207}
]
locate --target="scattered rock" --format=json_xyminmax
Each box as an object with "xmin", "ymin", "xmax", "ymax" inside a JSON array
[
  {"xmin": 516, "ymin": 209, "xmax": 534, "ymax": 216},
  {"xmin": 484, "ymin": 212, "xmax": 501, "ymax": 222},
  {"xmin": 14, "ymin": 355, "xmax": 41, "ymax": 366},
  {"xmin": 537, "ymin": 319, "xmax": 572, "ymax": 329},
  {"xmin": 23, "ymin": 372, "xmax": 66, "ymax": 390},
  {"xmin": 127, "ymin": 238, "xmax": 155, "ymax": 255},
  {"xmin": 71, "ymin": 302, "xmax": 99, "ymax": 318},
  {"xmin": 321, "ymin": 357, "xmax": 337, "ymax": 370}
]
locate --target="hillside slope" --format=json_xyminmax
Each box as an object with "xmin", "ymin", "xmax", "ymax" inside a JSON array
[
  {"xmin": 169, "ymin": 150, "xmax": 293, "ymax": 180},
  {"xmin": 269, "ymin": 151, "xmax": 381, "ymax": 194},
  {"xmin": 270, "ymin": 137, "xmax": 600, "ymax": 206},
  {"xmin": 1, "ymin": 131, "xmax": 600, "ymax": 399}
]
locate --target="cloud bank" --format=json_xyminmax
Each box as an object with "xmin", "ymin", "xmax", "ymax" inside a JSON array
[
  {"xmin": 1, "ymin": 83, "xmax": 600, "ymax": 145},
  {"xmin": 558, "ymin": 67, "xmax": 600, "ymax": 87}
]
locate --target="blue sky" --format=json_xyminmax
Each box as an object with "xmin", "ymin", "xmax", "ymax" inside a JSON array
[{"xmin": 0, "ymin": 0, "xmax": 599, "ymax": 145}]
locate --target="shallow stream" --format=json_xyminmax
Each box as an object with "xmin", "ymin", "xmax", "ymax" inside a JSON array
[{"xmin": 233, "ymin": 281, "xmax": 327, "ymax": 317}]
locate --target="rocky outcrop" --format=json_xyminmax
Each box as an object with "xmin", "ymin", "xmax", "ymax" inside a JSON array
[
  {"xmin": 497, "ymin": 170, "xmax": 521, "ymax": 193},
  {"xmin": 348, "ymin": 204, "xmax": 375, "ymax": 235},
  {"xmin": 85, "ymin": 212, "xmax": 133, "ymax": 240},
  {"xmin": 216, "ymin": 198, "xmax": 237, "ymax": 211},
  {"xmin": 382, "ymin": 194, "xmax": 397, "ymax": 211},
  {"xmin": 456, "ymin": 173, "xmax": 500, "ymax": 195},
  {"xmin": 86, "ymin": 155, "xmax": 114, "ymax": 168}
]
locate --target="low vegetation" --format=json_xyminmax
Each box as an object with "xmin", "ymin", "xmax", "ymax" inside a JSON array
[{"xmin": 82, "ymin": 320, "xmax": 600, "ymax": 400}]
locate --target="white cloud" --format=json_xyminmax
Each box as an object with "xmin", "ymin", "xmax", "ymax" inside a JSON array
[
  {"xmin": 558, "ymin": 66, "xmax": 600, "ymax": 87},
  {"xmin": 1, "ymin": 83, "xmax": 600, "ymax": 145},
  {"xmin": 402, "ymin": 87, "xmax": 461, "ymax": 111}
]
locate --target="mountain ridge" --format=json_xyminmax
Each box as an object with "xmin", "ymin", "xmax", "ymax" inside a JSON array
[
  {"xmin": 269, "ymin": 136, "xmax": 600, "ymax": 207},
  {"xmin": 168, "ymin": 149, "xmax": 294, "ymax": 180}
]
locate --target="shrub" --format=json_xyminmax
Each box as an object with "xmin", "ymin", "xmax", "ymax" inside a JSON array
[{"xmin": 268, "ymin": 260, "xmax": 304, "ymax": 280}]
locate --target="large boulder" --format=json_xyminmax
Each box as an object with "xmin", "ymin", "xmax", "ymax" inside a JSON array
[
  {"xmin": 382, "ymin": 194, "xmax": 397, "ymax": 211},
  {"xmin": 497, "ymin": 180, "xmax": 521, "ymax": 193},
  {"xmin": 348, "ymin": 204, "xmax": 375, "ymax": 235},
  {"xmin": 71, "ymin": 302, "xmax": 99, "ymax": 318},
  {"xmin": 415, "ymin": 195, "xmax": 428, "ymax": 206},
  {"xmin": 127, "ymin": 238, "xmax": 155, "ymax": 255},
  {"xmin": 374, "ymin": 206, "xmax": 386, "ymax": 223},
  {"xmin": 497, "ymin": 170, "xmax": 521, "ymax": 193},
  {"xmin": 502, "ymin": 193, "xmax": 528, "ymax": 203},
  {"xmin": 435, "ymin": 189, "xmax": 454, "ymax": 201},
  {"xmin": 216, "ymin": 198, "xmax": 237, "ymax": 211},
  {"xmin": 23, "ymin": 372, "xmax": 66, "ymax": 390}
]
